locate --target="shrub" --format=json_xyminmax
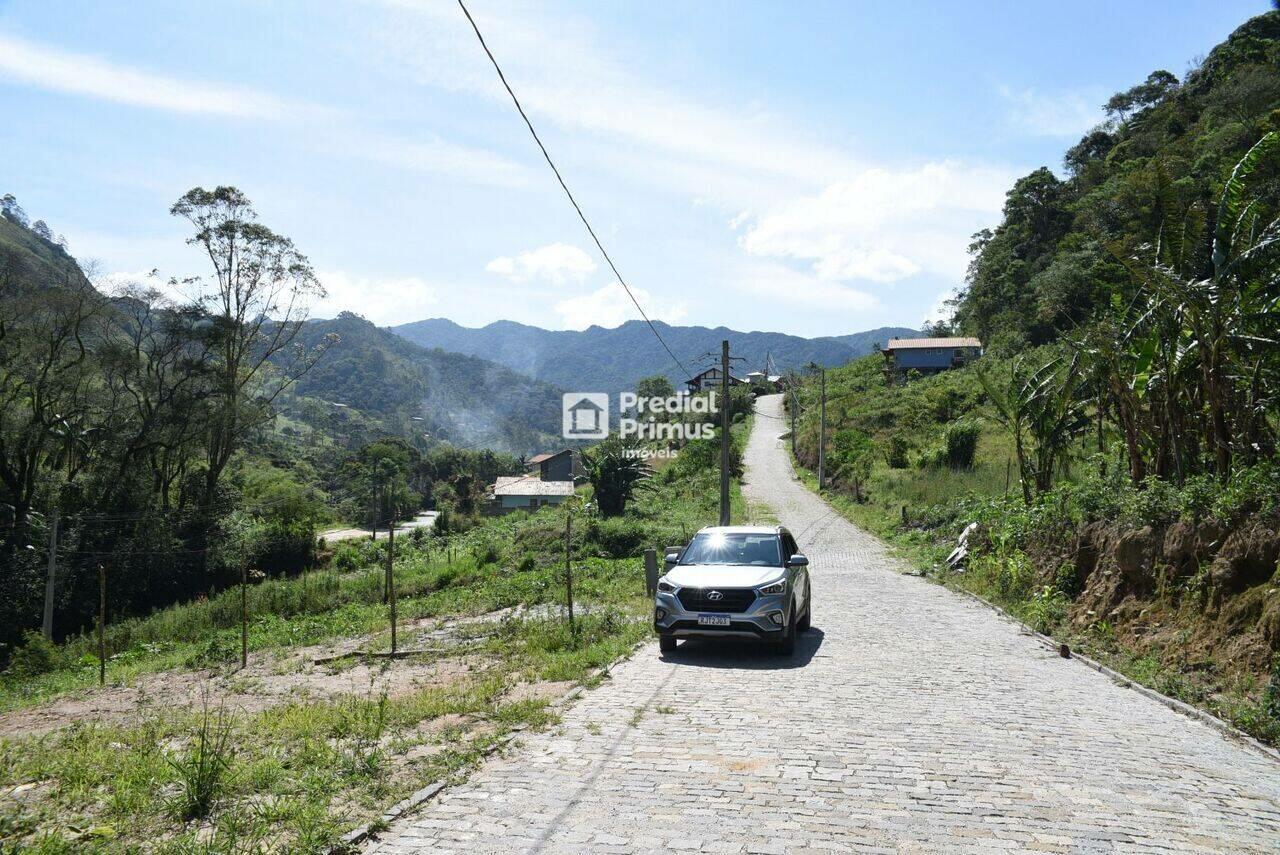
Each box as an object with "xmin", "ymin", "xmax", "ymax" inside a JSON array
[
  {"xmin": 6, "ymin": 630, "xmax": 67, "ymax": 678},
  {"xmin": 585, "ymin": 516, "xmax": 649, "ymax": 558},
  {"xmin": 884, "ymin": 435, "xmax": 911, "ymax": 469},
  {"xmin": 943, "ymin": 420, "xmax": 980, "ymax": 470},
  {"xmin": 254, "ymin": 518, "xmax": 317, "ymax": 576}
]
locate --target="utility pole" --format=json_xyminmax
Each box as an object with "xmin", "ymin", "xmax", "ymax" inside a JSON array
[
  {"xmin": 387, "ymin": 503, "xmax": 398, "ymax": 654},
  {"xmin": 719, "ymin": 339, "xmax": 731, "ymax": 526},
  {"xmin": 789, "ymin": 386, "xmax": 798, "ymax": 457},
  {"xmin": 818, "ymin": 367, "xmax": 827, "ymax": 490},
  {"xmin": 42, "ymin": 508, "xmax": 59, "ymax": 641}
]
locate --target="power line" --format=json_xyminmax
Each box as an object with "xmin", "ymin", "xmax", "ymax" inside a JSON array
[{"xmin": 456, "ymin": 0, "xmax": 692, "ymax": 381}]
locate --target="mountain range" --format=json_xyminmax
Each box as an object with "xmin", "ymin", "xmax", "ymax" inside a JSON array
[{"xmin": 391, "ymin": 318, "xmax": 917, "ymax": 393}]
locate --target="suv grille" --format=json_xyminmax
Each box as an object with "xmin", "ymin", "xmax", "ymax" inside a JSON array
[{"xmin": 677, "ymin": 587, "xmax": 756, "ymax": 613}]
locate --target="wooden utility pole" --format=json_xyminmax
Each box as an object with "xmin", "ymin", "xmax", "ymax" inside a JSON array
[
  {"xmin": 97, "ymin": 564, "xmax": 106, "ymax": 687},
  {"xmin": 719, "ymin": 339, "xmax": 731, "ymax": 526},
  {"xmin": 42, "ymin": 508, "xmax": 59, "ymax": 641},
  {"xmin": 387, "ymin": 504, "xmax": 398, "ymax": 654},
  {"xmin": 564, "ymin": 512, "xmax": 576, "ymax": 637},
  {"xmin": 789, "ymin": 387, "xmax": 798, "ymax": 457},
  {"xmin": 818, "ymin": 368, "xmax": 827, "ymax": 489}
]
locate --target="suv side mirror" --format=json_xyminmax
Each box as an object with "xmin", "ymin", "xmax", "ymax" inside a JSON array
[
  {"xmin": 664, "ymin": 549, "xmax": 681, "ymax": 564},
  {"xmin": 787, "ymin": 554, "xmax": 809, "ymax": 567}
]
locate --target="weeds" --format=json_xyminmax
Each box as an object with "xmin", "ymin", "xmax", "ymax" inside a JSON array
[{"xmin": 167, "ymin": 699, "xmax": 235, "ymax": 820}]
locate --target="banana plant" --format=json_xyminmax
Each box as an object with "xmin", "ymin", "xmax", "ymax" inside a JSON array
[{"xmin": 978, "ymin": 353, "xmax": 1089, "ymax": 504}]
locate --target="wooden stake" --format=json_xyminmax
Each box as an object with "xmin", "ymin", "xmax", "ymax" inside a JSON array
[
  {"xmin": 97, "ymin": 563, "xmax": 106, "ymax": 687},
  {"xmin": 42, "ymin": 507, "xmax": 59, "ymax": 641},
  {"xmin": 388, "ymin": 504, "xmax": 398, "ymax": 655},
  {"xmin": 564, "ymin": 512, "xmax": 576, "ymax": 638},
  {"xmin": 240, "ymin": 561, "xmax": 248, "ymax": 669}
]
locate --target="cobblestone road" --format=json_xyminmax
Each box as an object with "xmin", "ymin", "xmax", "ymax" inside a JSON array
[{"xmin": 367, "ymin": 394, "xmax": 1280, "ymax": 854}]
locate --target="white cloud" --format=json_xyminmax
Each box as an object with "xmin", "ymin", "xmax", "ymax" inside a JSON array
[
  {"xmin": 554, "ymin": 283, "xmax": 687, "ymax": 330},
  {"xmin": 727, "ymin": 258, "xmax": 877, "ymax": 312},
  {"xmin": 485, "ymin": 243, "xmax": 596, "ymax": 284},
  {"xmin": 0, "ymin": 32, "xmax": 525, "ymax": 187},
  {"xmin": 342, "ymin": 129, "xmax": 529, "ymax": 188},
  {"xmin": 0, "ymin": 32, "xmax": 311, "ymax": 118},
  {"xmin": 737, "ymin": 161, "xmax": 1014, "ymax": 285},
  {"xmin": 369, "ymin": 1, "xmax": 856, "ymax": 192},
  {"xmin": 1000, "ymin": 86, "xmax": 1104, "ymax": 137},
  {"xmin": 313, "ymin": 269, "xmax": 439, "ymax": 326}
]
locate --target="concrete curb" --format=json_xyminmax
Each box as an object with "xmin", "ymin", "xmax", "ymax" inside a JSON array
[
  {"xmin": 951, "ymin": 587, "xmax": 1280, "ymax": 765},
  {"xmin": 327, "ymin": 641, "xmax": 643, "ymax": 853}
]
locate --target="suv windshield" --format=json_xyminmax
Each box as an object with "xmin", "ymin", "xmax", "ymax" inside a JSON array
[{"xmin": 679, "ymin": 532, "xmax": 782, "ymax": 567}]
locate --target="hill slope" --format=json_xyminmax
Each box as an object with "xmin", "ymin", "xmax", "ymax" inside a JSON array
[
  {"xmin": 286, "ymin": 312, "xmax": 564, "ymax": 454},
  {"xmin": 955, "ymin": 10, "xmax": 1280, "ymax": 352},
  {"xmin": 391, "ymin": 318, "xmax": 917, "ymax": 392},
  {"xmin": 0, "ymin": 212, "xmax": 85, "ymax": 291}
]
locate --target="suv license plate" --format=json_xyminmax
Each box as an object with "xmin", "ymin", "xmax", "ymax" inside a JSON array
[{"xmin": 697, "ymin": 615, "xmax": 730, "ymax": 626}]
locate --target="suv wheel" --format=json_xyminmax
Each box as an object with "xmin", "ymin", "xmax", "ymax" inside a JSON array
[
  {"xmin": 658, "ymin": 634, "xmax": 678, "ymax": 654},
  {"xmin": 774, "ymin": 605, "xmax": 796, "ymax": 656},
  {"xmin": 797, "ymin": 595, "xmax": 812, "ymax": 632}
]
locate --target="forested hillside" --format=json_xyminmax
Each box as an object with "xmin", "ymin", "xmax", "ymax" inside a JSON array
[
  {"xmin": 953, "ymin": 12, "xmax": 1280, "ymax": 354},
  {"xmin": 285, "ymin": 312, "xmax": 564, "ymax": 454},
  {"xmin": 0, "ymin": 190, "xmax": 535, "ymax": 664},
  {"xmin": 393, "ymin": 317, "xmax": 916, "ymax": 392},
  {"xmin": 793, "ymin": 11, "xmax": 1280, "ymax": 743}
]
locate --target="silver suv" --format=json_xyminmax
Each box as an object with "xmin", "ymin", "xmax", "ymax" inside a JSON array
[{"xmin": 653, "ymin": 525, "xmax": 812, "ymax": 655}]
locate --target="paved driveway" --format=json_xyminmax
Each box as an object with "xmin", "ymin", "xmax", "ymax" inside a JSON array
[{"xmin": 367, "ymin": 394, "xmax": 1280, "ymax": 854}]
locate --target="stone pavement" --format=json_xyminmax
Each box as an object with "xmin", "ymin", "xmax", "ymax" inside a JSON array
[{"xmin": 366, "ymin": 394, "xmax": 1280, "ymax": 854}]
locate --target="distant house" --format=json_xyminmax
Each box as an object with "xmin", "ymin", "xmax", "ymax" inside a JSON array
[
  {"xmin": 744, "ymin": 370, "xmax": 783, "ymax": 391},
  {"xmin": 488, "ymin": 476, "xmax": 576, "ymax": 515},
  {"xmin": 686, "ymin": 367, "xmax": 747, "ymax": 393},
  {"xmin": 526, "ymin": 449, "xmax": 585, "ymax": 483},
  {"xmin": 882, "ymin": 337, "xmax": 983, "ymax": 377}
]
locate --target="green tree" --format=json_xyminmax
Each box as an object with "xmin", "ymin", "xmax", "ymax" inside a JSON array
[
  {"xmin": 583, "ymin": 435, "xmax": 649, "ymax": 516},
  {"xmin": 170, "ymin": 187, "xmax": 331, "ymax": 508},
  {"xmin": 831, "ymin": 429, "xmax": 874, "ymax": 503}
]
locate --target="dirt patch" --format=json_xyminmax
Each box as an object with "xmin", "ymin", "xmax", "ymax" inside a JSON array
[{"xmin": 0, "ymin": 616, "xmax": 493, "ymax": 739}]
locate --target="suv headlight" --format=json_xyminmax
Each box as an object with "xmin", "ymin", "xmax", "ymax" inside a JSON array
[
  {"xmin": 657, "ymin": 580, "xmax": 677, "ymax": 593},
  {"xmin": 758, "ymin": 579, "xmax": 787, "ymax": 596}
]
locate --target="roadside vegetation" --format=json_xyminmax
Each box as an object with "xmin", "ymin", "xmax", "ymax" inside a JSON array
[
  {"xmin": 789, "ymin": 10, "xmax": 1280, "ymax": 747},
  {"xmin": 0, "ymin": 450, "xmax": 740, "ymax": 852}
]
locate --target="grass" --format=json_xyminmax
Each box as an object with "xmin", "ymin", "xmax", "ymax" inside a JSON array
[
  {"xmin": 0, "ymin": 458, "xmax": 735, "ymax": 852},
  {"xmin": 785, "ymin": 357, "xmax": 1280, "ymax": 747}
]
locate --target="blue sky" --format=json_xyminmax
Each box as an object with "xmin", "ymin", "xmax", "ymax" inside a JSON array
[{"xmin": 0, "ymin": 0, "xmax": 1267, "ymax": 337}]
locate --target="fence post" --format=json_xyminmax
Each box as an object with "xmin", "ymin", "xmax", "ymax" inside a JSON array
[
  {"xmin": 388, "ymin": 505, "xmax": 398, "ymax": 655},
  {"xmin": 97, "ymin": 564, "xmax": 106, "ymax": 687},
  {"xmin": 240, "ymin": 561, "xmax": 248, "ymax": 669},
  {"xmin": 643, "ymin": 548, "xmax": 658, "ymax": 596},
  {"xmin": 42, "ymin": 508, "xmax": 59, "ymax": 641},
  {"xmin": 564, "ymin": 512, "xmax": 576, "ymax": 637}
]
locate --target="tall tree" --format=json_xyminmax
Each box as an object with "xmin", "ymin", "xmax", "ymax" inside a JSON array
[{"xmin": 169, "ymin": 187, "xmax": 330, "ymax": 507}]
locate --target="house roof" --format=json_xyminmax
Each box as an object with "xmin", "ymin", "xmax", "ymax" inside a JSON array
[
  {"xmin": 528, "ymin": 449, "xmax": 573, "ymax": 465},
  {"xmin": 885, "ymin": 337, "xmax": 982, "ymax": 350},
  {"xmin": 493, "ymin": 476, "xmax": 576, "ymax": 497},
  {"xmin": 567, "ymin": 397, "xmax": 603, "ymax": 411},
  {"xmin": 687, "ymin": 367, "xmax": 746, "ymax": 383}
]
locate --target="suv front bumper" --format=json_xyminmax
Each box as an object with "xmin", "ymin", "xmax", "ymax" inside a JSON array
[{"xmin": 653, "ymin": 589, "xmax": 788, "ymax": 639}]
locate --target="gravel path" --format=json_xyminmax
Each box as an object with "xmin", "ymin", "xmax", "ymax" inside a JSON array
[{"xmin": 366, "ymin": 394, "xmax": 1280, "ymax": 854}]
